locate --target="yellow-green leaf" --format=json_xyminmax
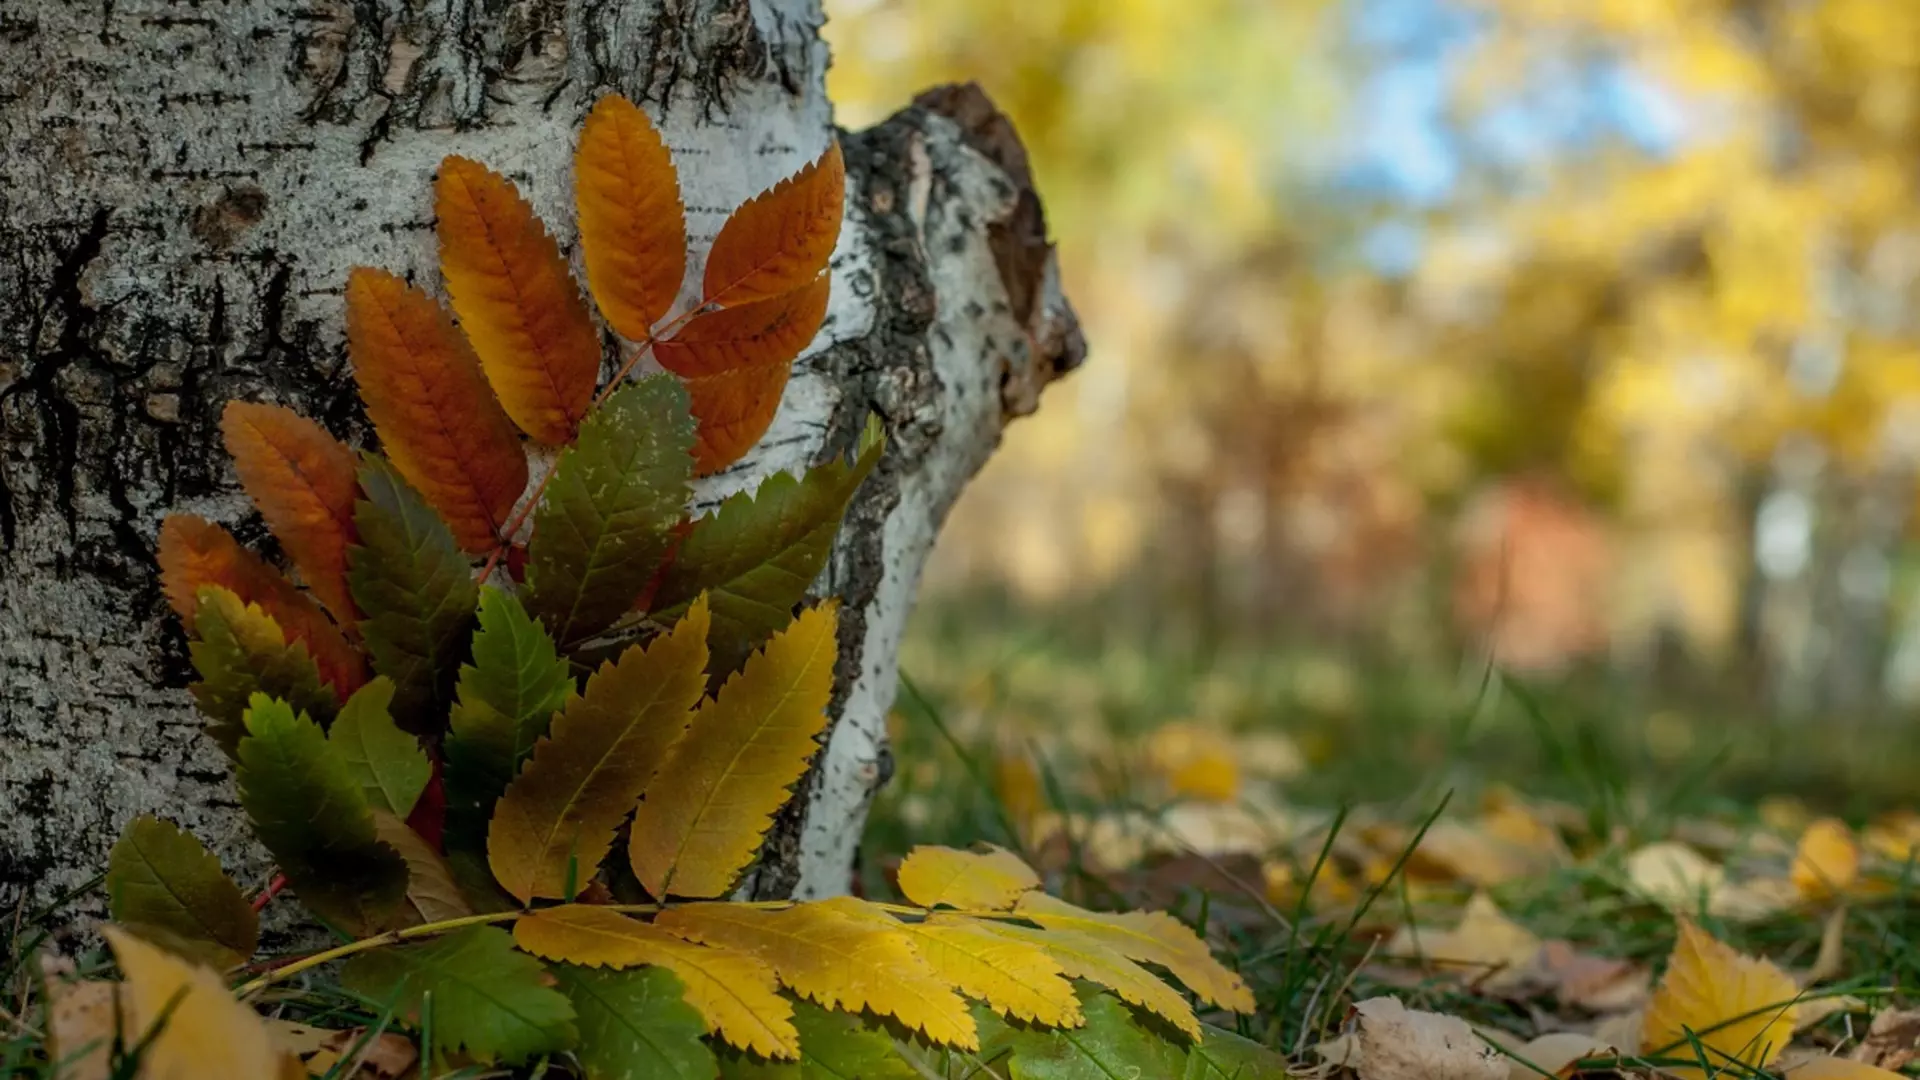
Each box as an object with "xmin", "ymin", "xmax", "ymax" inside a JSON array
[
  {"xmin": 488, "ymin": 597, "xmax": 710, "ymax": 902},
  {"xmin": 896, "ymin": 844, "xmax": 1041, "ymax": 911},
  {"xmin": 656, "ymin": 896, "xmax": 978, "ymax": 1049},
  {"xmin": 1013, "ymin": 892, "xmax": 1254, "ymax": 1013},
  {"xmin": 513, "ymin": 904, "xmax": 799, "ymax": 1059},
  {"xmin": 188, "ymin": 586, "xmax": 338, "ymax": 757},
  {"xmin": 629, "ymin": 603, "xmax": 838, "ymax": 899},
  {"xmin": 340, "ymin": 924, "xmax": 576, "ymax": 1066},
  {"xmin": 328, "ymin": 677, "xmax": 430, "ymax": 818},
  {"xmin": 106, "ymin": 816, "xmax": 258, "ymax": 970}
]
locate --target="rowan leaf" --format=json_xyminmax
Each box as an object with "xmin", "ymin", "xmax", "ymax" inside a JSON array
[
  {"xmin": 371, "ymin": 810, "xmax": 475, "ymax": 926},
  {"xmin": 555, "ymin": 965, "xmax": 717, "ymax": 1080},
  {"xmin": 951, "ymin": 916, "xmax": 1200, "ymax": 1040},
  {"xmin": 992, "ymin": 986, "xmax": 1189, "ymax": 1080},
  {"xmin": 221, "ymin": 401, "xmax": 360, "ymax": 625},
  {"xmin": 1642, "ymin": 919, "xmax": 1798, "ymax": 1079},
  {"xmin": 657, "ymin": 275, "xmax": 830, "ymax": 473},
  {"xmin": 340, "ymin": 924, "xmax": 576, "ymax": 1065},
  {"xmin": 656, "ymin": 896, "xmax": 977, "ymax": 1049},
  {"xmin": 346, "ymin": 266, "xmax": 529, "ymax": 554},
  {"xmin": 513, "ymin": 903, "xmax": 799, "ymax": 1059},
  {"xmin": 703, "ymin": 141, "xmax": 845, "ymax": 309},
  {"xmin": 650, "ymin": 416, "xmax": 881, "ymax": 678},
  {"xmin": 236, "ymin": 695, "xmax": 408, "ymax": 936},
  {"xmin": 629, "ymin": 603, "xmax": 839, "ymax": 899},
  {"xmin": 102, "ymin": 926, "xmax": 287, "ymax": 1080},
  {"xmin": 347, "ymin": 457, "xmax": 479, "ymax": 728},
  {"xmin": 436, "ymin": 155, "xmax": 602, "ymax": 445},
  {"xmin": 489, "ymin": 596, "xmax": 709, "ymax": 903},
  {"xmin": 897, "ymin": 844, "xmax": 1041, "ymax": 912},
  {"xmin": 443, "ymin": 586, "xmax": 574, "ymax": 854},
  {"xmin": 106, "ymin": 815, "xmax": 258, "ymax": 970},
  {"xmin": 1014, "ymin": 892, "xmax": 1254, "ymax": 1013},
  {"xmin": 329, "ymin": 677, "xmax": 430, "ymax": 817},
  {"xmin": 900, "ymin": 918, "xmax": 1082, "ymax": 1028},
  {"xmin": 525, "ymin": 377, "xmax": 695, "ymax": 647},
  {"xmin": 159, "ymin": 514, "xmax": 366, "ymax": 698},
  {"xmin": 576, "ymin": 93, "xmax": 687, "ymax": 341},
  {"xmin": 188, "ymin": 586, "xmax": 338, "ymax": 757},
  {"xmin": 1184, "ymin": 1023, "xmax": 1292, "ymax": 1080},
  {"xmin": 718, "ymin": 999, "xmax": 920, "ymax": 1079}
]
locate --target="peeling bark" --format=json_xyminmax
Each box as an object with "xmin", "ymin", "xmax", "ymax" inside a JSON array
[{"xmin": 0, "ymin": 1, "xmax": 1079, "ymax": 923}]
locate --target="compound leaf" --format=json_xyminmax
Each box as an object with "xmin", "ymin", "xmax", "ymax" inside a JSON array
[
  {"xmin": 346, "ymin": 267, "xmax": 529, "ymax": 554},
  {"xmin": 1013, "ymin": 893, "xmax": 1254, "ymax": 1014},
  {"xmin": 236, "ymin": 696, "xmax": 407, "ymax": 936},
  {"xmin": 525, "ymin": 377, "xmax": 694, "ymax": 648},
  {"xmin": 347, "ymin": 457, "xmax": 479, "ymax": 729},
  {"xmin": 437, "ymin": 155, "xmax": 601, "ymax": 445},
  {"xmin": 329, "ymin": 677, "xmax": 430, "ymax": 818},
  {"xmin": 513, "ymin": 903, "xmax": 798, "ymax": 1059},
  {"xmin": 443, "ymin": 586, "xmax": 574, "ymax": 854},
  {"xmin": 897, "ymin": 844, "xmax": 1041, "ymax": 913},
  {"xmin": 555, "ymin": 965, "xmax": 717, "ymax": 1080},
  {"xmin": 1183, "ymin": 1023, "xmax": 1292, "ymax": 1080},
  {"xmin": 189, "ymin": 586, "xmax": 337, "ymax": 757},
  {"xmin": 489, "ymin": 596, "xmax": 709, "ymax": 903},
  {"xmin": 106, "ymin": 815, "xmax": 258, "ymax": 970},
  {"xmin": 159, "ymin": 514, "xmax": 366, "ymax": 698},
  {"xmin": 718, "ymin": 999, "xmax": 920, "ymax": 1080},
  {"xmin": 629, "ymin": 603, "xmax": 839, "ymax": 899},
  {"xmin": 656, "ymin": 896, "xmax": 976, "ymax": 1050},
  {"xmin": 220, "ymin": 401, "xmax": 360, "ymax": 625},
  {"xmin": 341, "ymin": 924, "xmax": 576, "ymax": 1066},
  {"xmin": 650, "ymin": 416, "xmax": 880, "ymax": 679},
  {"xmin": 703, "ymin": 141, "xmax": 844, "ymax": 310},
  {"xmin": 576, "ymin": 93, "xmax": 687, "ymax": 341},
  {"xmin": 656, "ymin": 275, "xmax": 830, "ymax": 473},
  {"xmin": 901, "ymin": 919, "xmax": 1081, "ymax": 1029},
  {"xmin": 950, "ymin": 917, "xmax": 1200, "ymax": 1040}
]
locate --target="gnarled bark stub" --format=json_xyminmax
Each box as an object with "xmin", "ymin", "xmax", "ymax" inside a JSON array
[{"xmin": 0, "ymin": 0, "xmax": 1080, "ymax": 926}]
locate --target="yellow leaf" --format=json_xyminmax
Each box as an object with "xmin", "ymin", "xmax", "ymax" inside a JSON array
[
  {"xmin": 1642, "ymin": 919, "xmax": 1798, "ymax": 1079},
  {"xmin": 1143, "ymin": 722, "xmax": 1241, "ymax": 803},
  {"xmin": 656, "ymin": 896, "xmax": 978, "ymax": 1049},
  {"xmin": 1012, "ymin": 891, "xmax": 1254, "ymax": 1012},
  {"xmin": 900, "ymin": 918, "xmax": 1083, "ymax": 1028},
  {"xmin": 575, "ymin": 93, "xmax": 687, "ymax": 342},
  {"xmin": 512, "ymin": 904, "xmax": 798, "ymax": 1059},
  {"xmin": 103, "ymin": 926, "xmax": 288, "ymax": 1080},
  {"xmin": 1792, "ymin": 818, "xmax": 1861, "ymax": 901},
  {"xmin": 1777, "ymin": 1050, "xmax": 1907, "ymax": 1078},
  {"xmin": 489, "ymin": 598, "xmax": 709, "ymax": 902},
  {"xmin": 1626, "ymin": 841, "xmax": 1727, "ymax": 911},
  {"xmin": 629, "ymin": 603, "xmax": 838, "ymax": 899},
  {"xmin": 895, "ymin": 844, "xmax": 1041, "ymax": 911},
  {"xmin": 949, "ymin": 914, "xmax": 1200, "ymax": 1039},
  {"xmin": 1389, "ymin": 892, "xmax": 1541, "ymax": 992}
]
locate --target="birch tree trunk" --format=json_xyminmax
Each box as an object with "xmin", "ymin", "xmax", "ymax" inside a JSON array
[{"xmin": 0, "ymin": 1, "xmax": 1081, "ymax": 919}]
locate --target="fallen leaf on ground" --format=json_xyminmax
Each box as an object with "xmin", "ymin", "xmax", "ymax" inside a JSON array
[
  {"xmin": 303, "ymin": 1028, "xmax": 418, "ymax": 1077},
  {"xmin": 1349, "ymin": 996, "xmax": 1506, "ymax": 1080},
  {"xmin": 1850, "ymin": 1007, "xmax": 1920, "ymax": 1070},
  {"xmin": 1539, "ymin": 940, "xmax": 1650, "ymax": 1013},
  {"xmin": 1641, "ymin": 919, "xmax": 1798, "ymax": 1080},
  {"xmin": 1387, "ymin": 892, "xmax": 1541, "ymax": 992},
  {"xmin": 1800, "ymin": 907, "xmax": 1849, "ymax": 987},
  {"xmin": 45, "ymin": 978, "xmax": 119, "ymax": 1080},
  {"xmin": 1792, "ymin": 819, "xmax": 1861, "ymax": 901},
  {"xmin": 1626, "ymin": 842, "xmax": 1726, "ymax": 910},
  {"xmin": 1495, "ymin": 1032, "xmax": 1614, "ymax": 1079},
  {"xmin": 1776, "ymin": 1048, "xmax": 1907, "ymax": 1078}
]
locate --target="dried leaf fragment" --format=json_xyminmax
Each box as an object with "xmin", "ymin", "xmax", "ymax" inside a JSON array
[{"xmin": 1349, "ymin": 997, "xmax": 1505, "ymax": 1080}]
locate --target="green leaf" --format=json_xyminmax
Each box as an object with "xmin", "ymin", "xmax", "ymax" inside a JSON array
[
  {"xmin": 235, "ymin": 695, "xmax": 408, "ymax": 936},
  {"xmin": 718, "ymin": 999, "xmax": 919, "ymax": 1080},
  {"xmin": 650, "ymin": 414, "xmax": 882, "ymax": 678},
  {"xmin": 443, "ymin": 587, "xmax": 575, "ymax": 856},
  {"xmin": 555, "ymin": 965, "xmax": 716, "ymax": 1080},
  {"xmin": 188, "ymin": 585, "xmax": 338, "ymax": 757},
  {"xmin": 347, "ymin": 456, "xmax": 479, "ymax": 730},
  {"xmin": 1183, "ymin": 1024, "xmax": 1291, "ymax": 1080},
  {"xmin": 340, "ymin": 924, "xmax": 576, "ymax": 1066},
  {"xmin": 996, "ymin": 987, "xmax": 1188, "ymax": 1080},
  {"xmin": 526, "ymin": 377, "xmax": 695, "ymax": 648},
  {"xmin": 328, "ymin": 677, "xmax": 430, "ymax": 817},
  {"xmin": 106, "ymin": 815, "xmax": 258, "ymax": 969}
]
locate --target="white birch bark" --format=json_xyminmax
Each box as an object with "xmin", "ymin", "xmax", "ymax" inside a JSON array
[{"xmin": 0, "ymin": 0, "xmax": 1080, "ymax": 918}]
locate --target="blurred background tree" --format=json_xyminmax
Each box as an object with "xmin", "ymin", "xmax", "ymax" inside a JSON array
[{"xmin": 825, "ymin": 0, "xmax": 1920, "ymax": 736}]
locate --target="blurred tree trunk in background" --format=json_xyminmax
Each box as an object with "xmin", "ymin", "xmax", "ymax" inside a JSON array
[{"xmin": 0, "ymin": 1, "xmax": 1080, "ymax": 918}]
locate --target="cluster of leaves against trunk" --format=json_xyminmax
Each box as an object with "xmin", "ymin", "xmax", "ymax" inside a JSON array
[{"xmin": 59, "ymin": 95, "xmax": 1283, "ymax": 1078}]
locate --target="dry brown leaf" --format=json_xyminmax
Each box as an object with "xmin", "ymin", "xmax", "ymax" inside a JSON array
[
  {"xmin": 1851, "ymin": 1007, "xmax": 1920, "ymax": 1071},
  {"xmin": 1499, "ymin": 1032, "xmax": 1615, "ymax": 1079},
  {"xmin": 1539, "ymin": 940, "xmax": 1649, "ymax": 1013},
  {"xmin": 45, "ymin": 978, "xmax": 119, "ymax": 1080},
  {"xmin": 305, "ymin": 1028, "xmax": 418, "ymax": 1078},
  {"xmin": 1776, "ymin": 1048, "xmax": 1907, "ymax": 1079},
  {"xmin": 1349, "ymin": 997, "xmax": 1505, "ymax": 1080}
]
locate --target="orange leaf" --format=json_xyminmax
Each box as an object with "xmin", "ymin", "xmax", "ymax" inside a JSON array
[
  {"xmin": 346, "ymin": 267, "xmax": 529, "ymax": 554},
  {"xmin": 701, "ymin": 141, "xmax": 844, "ymax": 309},
  {"xmin": 656, "ymin": 275, "xmax": 829, "ymax": 473},
  {"xmin": 158, "ymin": 515, "xmax": 366, "ymax": 697},
  {"xmin": 436, "ymin": 156, "xmax": 602, "ymax": 445},
  {"xmin": 576, "ymin": 94, "xmax": 687, "ymax": 341},
  {"xmin": 221, "ymin": 402, "xmax": 360, "ymax": 626}
]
